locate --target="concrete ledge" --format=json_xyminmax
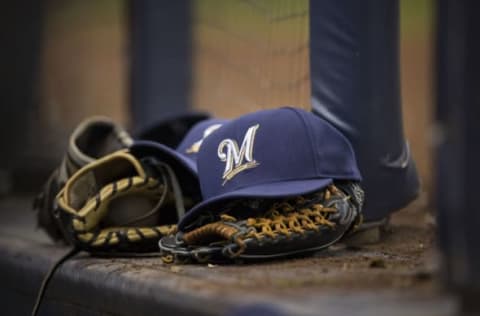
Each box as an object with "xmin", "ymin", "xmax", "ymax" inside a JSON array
[{"xmin": 0, "ymin": 196, "xmax": 458, "ymax": 316}]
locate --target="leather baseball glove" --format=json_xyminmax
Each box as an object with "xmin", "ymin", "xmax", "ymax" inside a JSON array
[
  {"xmin": 54, "ymin": 150, "xmax": 187, "ymax": 253},
  {"xmin": 159, "ymin": 182, "xmax": 364, "ymax": 263},
  {"xmin": 34, "ymin": 117, "xmax": 133, "ymax": 241},
  {"xmin": 31, "ymin": 149, "xmax": 191, "ymax": 316}
]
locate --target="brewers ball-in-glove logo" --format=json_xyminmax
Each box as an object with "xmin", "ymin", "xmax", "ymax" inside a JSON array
[
  {"xmin": 185, "ymin": 124, "xmax": 223, "ymax": 154},
  {"xmin": 217, "ymin": 124, "xmax": 260, "ymax": 185}
]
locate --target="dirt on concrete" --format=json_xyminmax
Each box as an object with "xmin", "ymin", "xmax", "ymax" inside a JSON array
[
  {"xmin": 163, "ymin": 195, "xmax": 439, "ymax": 296},
  {"xmin": 0, "ymin": 191, "xmax": 446, "ymax": 316}
]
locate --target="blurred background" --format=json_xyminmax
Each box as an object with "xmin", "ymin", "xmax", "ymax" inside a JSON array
[
  {"xmin": 9, "ymin": 2, "xmax": 480, "ymax": 315},
  {"xmin": 0, "ymin": 0, "xmax": 433, "ymax": 201},
  {"xmin": 7, "ymin": 2, "xmax": 480, "ymax": 315}
]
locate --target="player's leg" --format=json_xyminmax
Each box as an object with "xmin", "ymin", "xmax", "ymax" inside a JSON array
[{"xmin": 309, "ymin": 0, "xmax": 420, "ymax": 229}]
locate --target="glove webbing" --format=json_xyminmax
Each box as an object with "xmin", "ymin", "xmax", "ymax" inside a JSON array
[{"xmin": 181, "ymin": 186, "xmax": 341, "ymax": 258}]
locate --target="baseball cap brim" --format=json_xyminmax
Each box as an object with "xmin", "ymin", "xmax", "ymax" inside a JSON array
[
  {"xmin": 130, "ymin": 140, "xmax": 197, "ymax": 176},
  {"xmin": 178, "ymin": 177, "xmax": 332, "ymax": 230}
]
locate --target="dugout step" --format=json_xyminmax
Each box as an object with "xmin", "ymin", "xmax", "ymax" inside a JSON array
[{"xmin": 0, "ymin": 196, "xmax": 457, "ymax": 316}]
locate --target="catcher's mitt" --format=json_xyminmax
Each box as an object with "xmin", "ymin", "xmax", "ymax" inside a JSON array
[
  {"xmin": 34, "ymin": 117, "xmax": 133, "ymax": 241},
  {"xmin": 159, "ymin": 182, "xmax": 364, "ymax": 263},
  {"xmin": 54, "ymin": 150, "xmax": 187, "ymax": 253}
]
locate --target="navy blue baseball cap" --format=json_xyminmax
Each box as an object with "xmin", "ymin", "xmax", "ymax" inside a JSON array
[
  {"xmin": 178, "ymin": 107, "xmax": 361, "ymax": 229},
  {"xmin": 134, "ymin": 111, "xmax": 211, "ymax": 148},
  {"xmin": 130, "ymin": 118, "xmax": 228, "ymax": 180}
]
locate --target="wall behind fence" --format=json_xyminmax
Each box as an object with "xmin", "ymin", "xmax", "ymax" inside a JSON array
[
  {"xmin": 191, "ymin": 0, "xmax": 311, "ymax": 116},
  {"xmin": 40, "ymin": 0, "xmax": 128, "ymax": 148}
]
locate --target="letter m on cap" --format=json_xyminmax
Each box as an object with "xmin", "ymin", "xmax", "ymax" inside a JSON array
[{"xmin": 217, "ymin": 124, "xmax": 260, "ymax": 185}]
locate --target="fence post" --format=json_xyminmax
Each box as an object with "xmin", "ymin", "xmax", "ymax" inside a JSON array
[
  {"xmin": 128, "ymin": 0, "xmax": 192, "ymax": 131},
  {"xmin": 436, "ymin": 0, "xmax": 480, "ymax": 314}
]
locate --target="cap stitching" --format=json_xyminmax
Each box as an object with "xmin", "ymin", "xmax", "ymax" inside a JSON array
[{"xmin": 214, "ymin": 172, "xmax": 360, "ymax": 195}]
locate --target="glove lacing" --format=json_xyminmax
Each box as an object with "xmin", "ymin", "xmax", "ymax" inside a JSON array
[{"xmin": 180, "ymin": 186, "xmax": 341, "ymax": 258}]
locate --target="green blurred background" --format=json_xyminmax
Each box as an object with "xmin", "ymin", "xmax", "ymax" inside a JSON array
[{"xmin": 38, "ymin": 0, "xmax": 433, "ymax": 200}]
